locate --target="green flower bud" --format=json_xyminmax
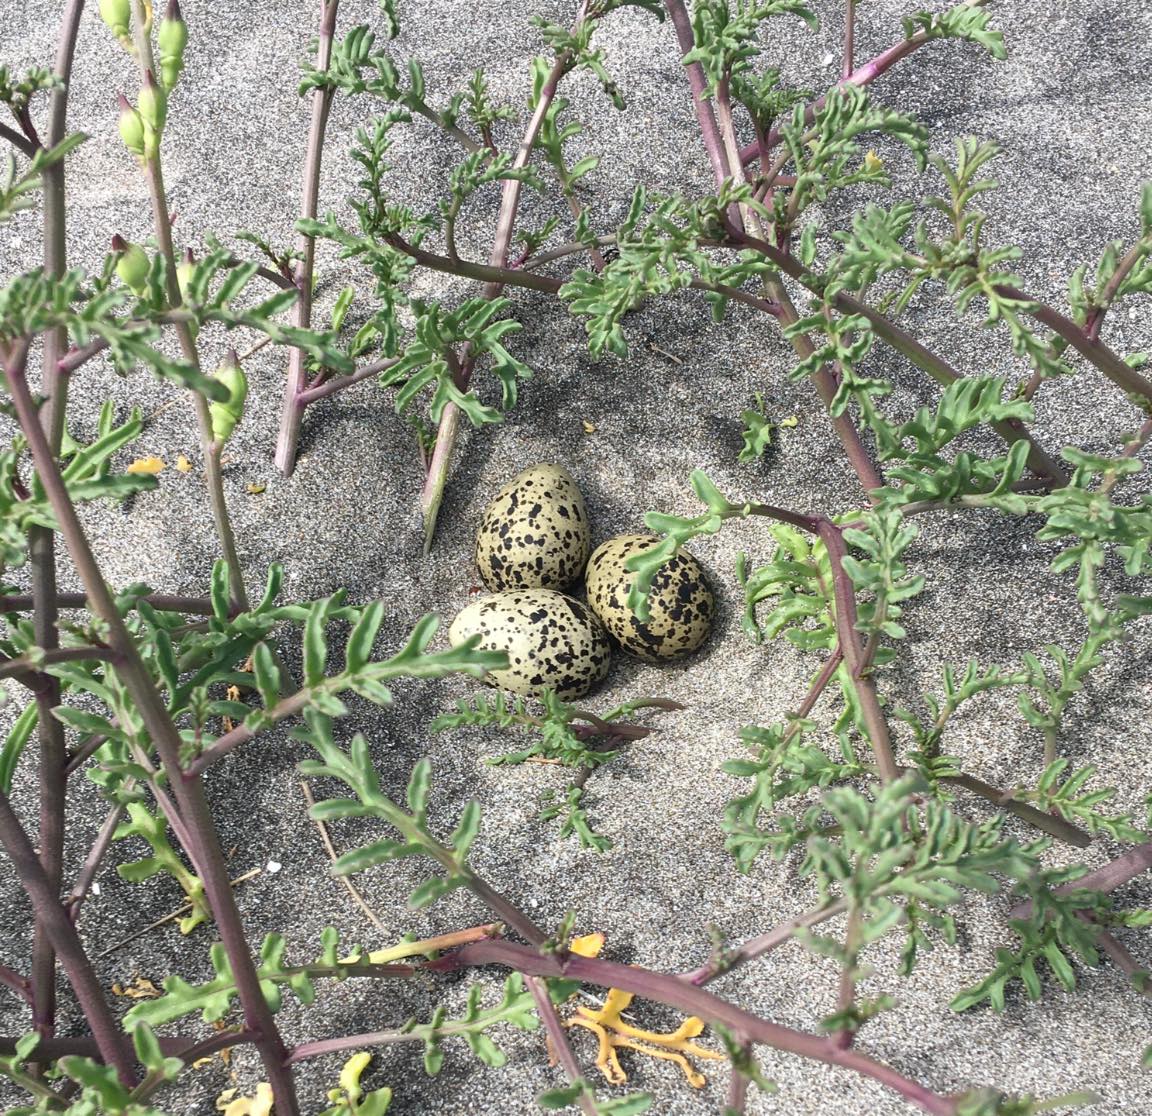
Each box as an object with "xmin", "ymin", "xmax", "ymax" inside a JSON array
[
  {"xmin": 176, "ymin": 247, "xmax": 195, "ymax": 300},
  {"xmin": 138, "ymin": 70, "xmax": 167, "ymax": 134},
  {"xmin": 208, "ymin": 351, "xmax": 248, "ymax": 443},
  {"xmin": 98, "ymin": 0, "xmax": 131, "ymax": 44},
  {"xmin": 117, "ymin": 94, "xmax": 145, "ymax": 158},
  {"xmin": 112, "ymin": 235, "xmax": 149, "ymax": 295},
  {"xmin": 158, "ymin": 0, "xmax": 188, "ymax": 91}
]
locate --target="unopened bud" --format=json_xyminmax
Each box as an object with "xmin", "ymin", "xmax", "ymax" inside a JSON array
[
  {"xmin": 158, "ymin": 0, "xmax": 188, "ymax": 91},
  {"xmin": 117, "ymin": 93, "xmax": 145, "ymax": 158},
  {"xmin": 112, "ymin": 235, "xmax": 149, "ymax": 295},
  {"xmin": 176, "ymin": 247, "xmax": 195, "ymax": 299},
  {"xmin": 98, "ymin": 0, "xmax": 131, "ymax": 45},
  {"xmin": 138, "ymin": 70, "xmax": 167, "ymax": 134},
  {"xmin": 208, "ymin": 351, "xmax": 248, "ymax": 443}
]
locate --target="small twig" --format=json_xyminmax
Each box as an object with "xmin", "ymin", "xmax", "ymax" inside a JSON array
[
  {"xmin": 95, "ymin": 868, "xmax": 263, "ymax": 959},
  {"xmin": 299, "ymin": 779, "xmax": 387, "ymax": 934}
]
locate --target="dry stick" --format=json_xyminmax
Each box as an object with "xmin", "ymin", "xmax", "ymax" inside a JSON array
[
  {"xmin": 275, "ymin": 0, "xmax": 339, "ymax": 477},
  {"xmin": 526, "ymin": 975, "xmax": 599, "ymax": 1116},
  {"xmin": 129, "ymin": 9, "xmax": 249, "ymax": 614},
  {"xmin": 3, "ymin": 355, "xmax": 300, "ymax": 1115},
  {"xmin": 298, "ymin": 779, "xmax": 387, "ymax": 934},
  {"xmin": 0, "ymin": 785, "xmax": 135, "ymax": 1084},
  {"xmin": 418, "ymin": 7, "xmax": 585, "ymax": 553},
  {"xmin": 28, "ymin": 0, "xmax": 86, "ymax": 1057},
  {"xmin": 448, "ymin": 940, "xmax": 957, "ymax": 1116},
  {"xmin": 94, "ymin": 868, "xmax": 263, "ymax": 960}
]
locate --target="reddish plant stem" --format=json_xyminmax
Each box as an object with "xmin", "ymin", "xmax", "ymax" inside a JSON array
[
  {"xmin": 296, "ymin": 356, "xmax": 398, "ymax": 405},
  {"xmin": 4, "ymin": 348, "xmax": 300, "ymax": 1115},
  {"xmin": 418, "ymin": 9, "xmax": 583, "ymax": 550},
  {"xmin": 0, "ymin": 647, "xmax": 116, "ymax": 683},
  {"xmin": 1084, "ymin": 237, "xmax": 1150, "ymax": 342},
  {"xmin": 842, "ymin": 0, "xmax": 856, "ymax": 79},
  {"xmin": 996, "ymin": 284, "xmax": 1152, "ymax": 407},
  {"xmin": 29, "ymin": 0, "xmax": 86, "ymax": 1055},
  {"xmin": 1088, "ymin": 921, "xmax": 1151, "ymax": 996},
  {"xmin": 725, "ymin": 227, "xmax": 1068, "ymax": 486},
  {"xmin": 444, "ymin": 940, "xmax": 958, "ymax": 1116},
  {"xmin": 1010, "ymin": 840, "xmax": 1152, "ymax": 921},
  {"xmin": 817, "ymin": 521, "xmax": 899, "ymax": 782},
  {"xmin": 0, "ymin": 1029, "xmax": 255, "ymax": 1062},
  {"xmin": 0, "ymin": 965, "xmax": 32, "ymax": 1006},
  {"xmin": 276, "ymin": 0, "xmax": 340, "ymax": 477},
  {"xmin": 682, "ymin": 898, "xmax": 848, "ymax": 986},
  {"xmin": 65, "ymin": 799, "xmax": 127, "ymax": 921},
  {"xmin": 734, "ymin": 4, "xmax": 992, "ymax": 165},
  {"xmin": 664, "ymin": 0, "xmax": 732, "ymax": 185},
  {"xmin": 0, "ymin": 785, "xmax": 134, "ymax": 1084},
  {"xmin": 726, "ymin": 1044, "xmax": 752, "ymax": 1113},
  {"xmin": 0, "ymin": 121, "xmax": 36, "ymax": 157},
  {"xmin": 527, "ymin": 975, "xmax": 599, "ymax": 1116}
]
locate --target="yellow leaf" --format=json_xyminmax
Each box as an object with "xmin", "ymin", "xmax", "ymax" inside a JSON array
[
  {"xmin": 126, "ymin": 456, "xmax": 165, "ymax": 475},
  {"xmin": 581, "ymin": 419, "xmax": 596, "ymax": 434},
  {"xmin": 863, "ymin": 149, "xmax": 884, "ymax": 173},
  {"xmin": 175, "ymin": 454, "xmax": 193, "ymax": 473},
  {"xmin": 569, "ymin": 933, "xmax": 605, "ymax": 959},
  {"xmin": 216, "ymin": 1082, "xmax": 273, "ymax": 1116},
  {"xmin": 111, "ymin": 976, "xmax": 160, "ymax": 1000},
  {"xmin": 247, "ymin": 483, "xmax": 266, "ymax": 495}
]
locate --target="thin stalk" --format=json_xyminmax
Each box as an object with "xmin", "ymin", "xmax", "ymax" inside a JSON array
[
  {"xmin": 682, "ymin": 898, "xmax": 848, "ymax": 986},
  {"xmin": 843, "ymin": 0, "xmax": 856, "ymax": 78},
  {"xmin": 418, "ymin": 13, "xmax": 582, "ymax": 551},
  {"xmin": 941, "ymin": 772, "xmax": 1091, "ymax": 848},
  {"xmin": 29, "ymin": 0, "xmax": 85, "ymax": 1054},
  {"xmin": 527, "ymin": 975, "xmax": 599, "ymax": 1116},
  {"xmin": 726, "ymin": 227, "xmax": 1068, "ymax": 486},
  {"xmin": 0, "ymin": 121, "xmax": 36, "ymax": 157},
  {"xmin": 0, "ymin": 648, "xmax": 115, "ymax": 682},
  {"xmin": 0, "ymin": 964, "xmax": 32, "ymax": 1005},
  {"xmin": 1010, "ymin": 840, "xmax": 1152, "ymax": 921},
  {"xmin": 0, "ymin": 592, "xmax": 222, "ymax": 616},
  {"xmin": 665, "ymin": 0, "xmax": 731, "ymax": 185},
  {"xmin": 726, "ymin": 1046, "xmax": 752, "ymax": 1114},
  {"xmin": 1085, "ymin": 238, "xmax": 1150, "ymax": 341},
  {"xmin": 735, "ymin": 1, "xmax": 992, "ymax": 164},
  {"xmin": 833, "ymin": 908, "xmax": 862, "ymax": 1049},
  {"xmin": 4, "ymin": 350, "xmax": 299, "ymax": 1115},
  {"xmin": 130, "ymin": 7, "xmax": 248, "ymax": 612},
  {"xmin": 0, "ymin": 1030, "xmax": 253, "ymax": 1060},
  {"xmin": 521, "ymin": 233, "xmax": 618, "ymax": 271},
  {"xmin": 65, "ymin": 799, "xmax": 128, "ymax": 920},
  {"xmin": 817, "ymin": 521, "xmax": 899, "ymax": 782},
  {"xmin": 0, "ymin": 786, "xmax": 135, "ymax": 1084},
  {"xmin": 449, "ymin": 940, "xmax": 957, "ymax": 1116},
  {"xmin": 296, "ymin": 356, "xmax": 399, "ymax": 405},
  {"xmin": 276, "ymin": 0, "xmax": 340, "ymax": 476}
]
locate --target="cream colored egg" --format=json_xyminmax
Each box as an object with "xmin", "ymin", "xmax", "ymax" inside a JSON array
[
  {"xmin": 448, "ymin": 589, "xmax": 611, "ymax": 700},
  {"xmin": 585, "ymin": 534, "xmax": 713, "ymax": 662},
  {"xmin": 475, "ymin": 464, "xmax": 591, "ymax": 591}
]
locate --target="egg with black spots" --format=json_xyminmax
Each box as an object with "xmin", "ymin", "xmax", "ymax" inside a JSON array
[
  {"xmin": 475, "ymin": 464, "xmax": 591, "ymax": 591},
  {"xmin": 448, "ymin": 589, "xmax": 611, "ymax": 700},
  {"xmin": 585, "ymin": 534, "xmax": 713, "ymax": 662}
]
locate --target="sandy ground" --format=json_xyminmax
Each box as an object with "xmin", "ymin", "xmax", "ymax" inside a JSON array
[{"xmin": 2, "ymin": 0, "xmax": 1152, "ymax": 1113}]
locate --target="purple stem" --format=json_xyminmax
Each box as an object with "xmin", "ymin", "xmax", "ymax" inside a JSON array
[
  {"xmin": 296, "ymin": 357, "xmax": 399, "ymax": 405},
  {"xmin": 29, "ymin": 0, "xmax": 86, "ymax": 1054},
  {"xmin": 275, "ymin": 0, "xmax": 340, "ymax": 477},
  {"xmin": 446, "ymin": 940, "xmax": 958, "ymax": 1116},
  {"xmin": 4, "ymin": 343, "xmax": 299, "ymax": 1114},
  {"xmin": 0, "ymin": 121, "xmax": 36, "ymax": 157},
  {"xmin": 65, "ymin": 799, "xmax": 127, "ymax": 921},
  {"xmin": 0, "ymin": 785, "xmax": 135, "ymax": 1084},
  {"xmin": 1009, "ymin": 841, "xmax": 1152, "ymax": 921},
  {"xmin": 0, "ymin": 964, "xmax": 32, "ymax": 1006},
  {"xmin": 0, "ymin": 592, "xmax": 223, "ymax": 617},
  {"xmin": 526, "ymin": 975, "xmax": 599, "ymax": 1116},
  {"xmin": 843, "ymin": 0, "xmax": 856, "ymax": 78}
]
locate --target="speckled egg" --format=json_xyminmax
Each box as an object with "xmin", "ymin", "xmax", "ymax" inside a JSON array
[
  {"xmin": 475, "ymin": 464, "xmax": 591, "ymax": 591},
  {"xmin": 585, "ymin": 534, "xmax": 713, "ymax": 662},
  {"xmin": 448, "ymin": 589, "xmax": 611, "ymax": 700}
]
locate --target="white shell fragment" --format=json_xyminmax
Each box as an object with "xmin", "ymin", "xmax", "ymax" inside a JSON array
[
  {"xmin": 448, "ymin": 589, "xmax": 611, "ymax": 700},
  {"xmin": 475, "ymin": 464, "xmax": 591, "ymax": 591},
  {"xmin": 585, "ymin": 534, "xmax": 714, "ymax": 662}
]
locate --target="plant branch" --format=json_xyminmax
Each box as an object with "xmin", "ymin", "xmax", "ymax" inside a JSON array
[
  {"xmin": 276, "ymin": 0, "xmax": 340, "ymax": 477},
  {"xmin": 5, "ymin": 340, "xmax": 299, "ymax": 1114},
  {"xmin": 1085, "ymin": 238, "xmax": 1150, "ymax": 342},
  {"xmin": 445, "ymin": 940, "xmax": 957, "ymax": 1116},
  {"xmin": 527, "ymin": 975, "xmax": 599, "ymax": 1116},
  {"xmin": 0, "ymin": 120, "xmax": 36, "ymax": 157},
  {"xmin": 0, "ymin": 785, "xmax": 135, "ymax": 1084}
]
